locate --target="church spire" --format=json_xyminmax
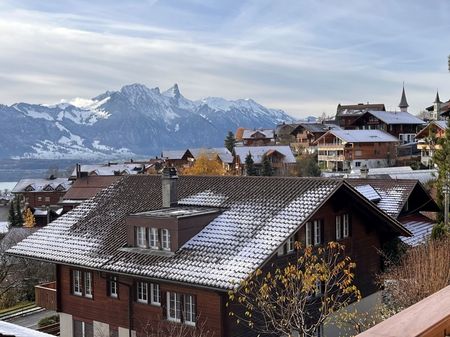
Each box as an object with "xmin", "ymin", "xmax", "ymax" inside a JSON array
[
  {"xmin": 399, "ymin": 83, "xmax": 409, "ymax": 112},
  {"xmin": 434, "ymin": 90, "xmax": 442, "ymax": 104}
]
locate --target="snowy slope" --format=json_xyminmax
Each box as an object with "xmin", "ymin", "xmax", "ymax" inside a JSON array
[{"xmin": 0, "ymin": 83, "xmax": 294, "ymax": 159}]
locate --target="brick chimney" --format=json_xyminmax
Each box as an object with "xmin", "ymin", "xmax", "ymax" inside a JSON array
[{"xmin": 162, "ymin": 167, "xmax": 178, "ymax": 208}]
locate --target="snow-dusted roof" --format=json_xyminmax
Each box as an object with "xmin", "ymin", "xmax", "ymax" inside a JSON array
[
  {"xmin": 323, "ymin": 130, "xmax": 399, "ymax": 143},
  {"xmin": 234, "ymin": 146, "xmax": 296, "ymax": 164},
  {"xmin": 354, "ymin": 184, "xmax": 381, "ymax": 202},
  {"xmin": 364, "ymin": 110, "xmax": 425, "ymax": 125},
  {"xmin": 162, "ymin": 150, "xmax": 190, "ymax": 160},
  {"xmin": 399, "ymin": 214, "xmax": 435, "ymax": 246},
  {"xmin": 70, "ymin": 163, "xmax": 146, "ymax": 177},
  {"xmin": 12, "ymin": 178, "xmax": 71, "ymax": 193},
  {"xmin": 189, "ymin": 148, "xmax": 233, "ymax": 164},
  {"xmin": 7, "ymin": 175, "xmax": 407, "ymax": 290},
  {"xmin": 242, "ymin": 129, "xmax": 274, "ymax": 139},
  {"xmin": 0, "ymin": 321, "xmax": 54, "ymax": 337}
]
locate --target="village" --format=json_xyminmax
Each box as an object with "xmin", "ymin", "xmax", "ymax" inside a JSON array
[{"xmin": 0, "ymin": 85, "xmax": 449, "ymax": 337}]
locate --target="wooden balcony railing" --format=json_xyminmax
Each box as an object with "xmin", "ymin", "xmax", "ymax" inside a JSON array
[{"xmin": 35, "ymin": 281, "xmax": 57, "ymax": 311}]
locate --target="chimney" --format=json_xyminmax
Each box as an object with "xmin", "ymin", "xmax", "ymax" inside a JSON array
[
  {"xmin": 76, "ymin": 163, "xmax": 81, "ymax": 179},
  {"xmin": 162, "ymin": 167, "xmax": 178, "ymax": 208},
  {"xmin": 360, "ymin": 166, "xmax": 369, "ymax": 179}
]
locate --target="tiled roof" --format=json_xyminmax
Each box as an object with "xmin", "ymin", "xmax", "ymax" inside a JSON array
[
  {"xmin": 320, "ymin": 130, "xmax": 399, "ymax": 144},
  {"xmin": 398, "ymin": 214, "xmax": 435, "ymax": 246},
  {"xmin": 12, "ymin": 178, "xmax": 71, "ymax": 193},
  {"xmin": 162, "ymin": 150, "xmax": 190, "ymax": 160},
  {"xmin": 337, "ymin": 103, "xmax": 386, "ymax": 116},
  {"xmin": 363, "ymin": 111, "xmax": 425, "ymax": 125},
  {"xmin": 63, "ymin": 176, "xmax": 121, "ymax": 201},
  {"xmin": 242, "ymin": 129, "xmax": 274, "ymax": 139},
  {"xmin": 7, "ymin": 176, "xmax": 407, "ymax": 290},
  {"xmin": 234, "ymin": 146, "xmax": 296, "ymax": 164},
  {"xmin": 346, "ymin": 179, "xmax": 419, "ymax": 217},
  {"xmin": 70, "ymin": 164, "xmax": 147, "ymax": 177}
]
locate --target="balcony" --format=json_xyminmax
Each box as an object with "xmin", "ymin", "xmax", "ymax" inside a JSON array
[
  {"xmin": 318, "ymin": 155, "xmax": 345, "ymax": 161},
  {"xmin": 35, "ymin": 281, "xmax": 57, "ymax": 311}
]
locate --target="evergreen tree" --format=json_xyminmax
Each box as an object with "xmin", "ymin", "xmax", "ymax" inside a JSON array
[
  {"xmin": 261, "ymin": 154, "xmax": 273, "ymax": 176},
  {"xmin": 433, "ymin": 119, "xmax": 450, "ymax": 222},
  {"xmin": 224, "ymin": 131, "xmax": 236, "ymax": 153},
  {"xmin": 15, "ymin": 197, "xmax": 23, "ymax": 227},
  {"xmin": 8, "ymin": 200, "xmax": 16, "ymax": 227},
  {"xmin": 296, "ymin": 154, "xmax": 321, "ymax": 177},
  {"xmin": 245, "ymin": 153, "xmax": 257, "ymax": 176}
]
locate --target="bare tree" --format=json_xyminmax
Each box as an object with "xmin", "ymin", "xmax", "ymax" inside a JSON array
[
  {"xmin": 228, "ymin": 242, "xmax": 361, "ymax": 337},
  {"xmin": 139, "ymin": 314, "xmax": 215, "ymax": 337},
  {"xmin": 379, "ymin": 236, "xmax": 450, "ymax": 313}
]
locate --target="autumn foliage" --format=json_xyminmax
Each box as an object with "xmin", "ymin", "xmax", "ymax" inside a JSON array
[{"xmin": 183, "ymin": 152, "xmax": 226, "ymax": 176}]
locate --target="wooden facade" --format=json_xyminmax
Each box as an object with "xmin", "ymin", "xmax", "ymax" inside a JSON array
[{"xmin": 41, "ymin": 186, "xmax": 399, "ymax": 337}]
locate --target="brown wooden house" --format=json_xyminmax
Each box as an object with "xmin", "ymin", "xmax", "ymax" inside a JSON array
[
  {"xmin": 8, "ymin": 173, "xmax": 414, "ymax": 337},
  {"xmin": 335, "ymin": 103, "xmax": 386, "ymax": 128},
  {"xmin": 415, "ymin": 120, "xmax": 448, "ymax": 167}
]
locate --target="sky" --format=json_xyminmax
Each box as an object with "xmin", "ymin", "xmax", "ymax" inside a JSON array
[{"xmin": 0, "ymin": 0, "xmax": 449, "ymax": 118}]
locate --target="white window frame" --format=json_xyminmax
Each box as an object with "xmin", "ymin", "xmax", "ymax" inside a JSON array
[
  {"xmin": 161, "ymin": 229, "xmax": 171, "ymax": 251},
  {"xmin": 73, "ymin": 270, "xmax": 82, "ymax": 296},
  {"xmin": 136, "ymin": 227, "xmax": 147, "ymax": 248},
  {"xmin": 335, "ymin": 215, "xmax": 342, "ymax": 240},
  {"xmin": 313, "ymin": 220, "xmax": 321, "ymax": 246},
  {"xmin": 137, "ymin": 282, "xmax": 148, "ymax": 304},
  {"xmin": 167, "ymin": 292, "xmax": 181, "ymax": 322},
  {"xmin": 150, "ymin": 283, "xmax": 160, "ymax": 306},
  {"xmin": 84, "ymin": 272, "xmax": 93, "ymax": 298},
  {"xmin": 343, "ymin": 214, "xmax": 350, "ymax": 238},
  {"xmin": 149, "ymin": 228, "xmax": 159, "ymax": 249},
  {"xmin": 305, "ymin": 222, "xmax": 312, "ymax": 247},
  {"xmin": 109, "ymin": 276, "xmax": 118, "ymax": 298},
  {"xmin": 286, "ymin": 235, "xmax": 295, "ymax": 253},
  {"xmin": 184, "ymin": 294, "xmax": 196, "ymax": 326}
]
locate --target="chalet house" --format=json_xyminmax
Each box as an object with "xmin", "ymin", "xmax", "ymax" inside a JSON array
[
  {"xmin": 233, "ymin": 145, "xmax": 296, "ymax": 175},
  {"xmin": 8, "ymin": 172, "xmax": 411, "ymax": 337},
  {"xmin": 162, "ymin": 150, "xmax": 194, "ymax": 169},
  {"xmin": 236, "ymin": 128, "xmax": 275, "ymax": 146},
  {"xmin": 275, "ymin": 123, "xmax": 298, "ymax": 145},
  {"xmin": 349, "ymin": 110, "xmax": 425, "ymax": 144},
  {"xmin": 69, "ymin": 163, "xmax": 151, "ymax": 181},
  {"xmin": 290, "ymin": 123, "xmax": 341, "ymax": 154},
  {"xmin": 188, "ymin": 148, "xmax": 234, "ymax": 171},
  {"xmin": 12, "ymin": 177, "xmax": 72, "ymax": 226},
  {"xmin": 315, "ymin": 130, "xmax": 399, "ymax": 172},
  {"xmin": 335, "ymin": 103, "xmax": 386, "ymax": 128},
  {"xmin": 415, "ymin": 120, "xmax": 448, "ymax": 167}
]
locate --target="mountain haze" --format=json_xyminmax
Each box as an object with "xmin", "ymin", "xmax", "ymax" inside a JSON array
[{"xmin": 0, "ymin": 83, "xmax": 295, "ymax": 159}]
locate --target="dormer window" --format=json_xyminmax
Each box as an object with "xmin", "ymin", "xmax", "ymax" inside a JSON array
[{"xmin": 149, "ymin": 228, "xmax": 159, "ymax": 249}]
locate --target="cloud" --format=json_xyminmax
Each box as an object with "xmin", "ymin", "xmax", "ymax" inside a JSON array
[{"xmin": 0, "ymin": 0, "xmax": 449, "ymax": 117}]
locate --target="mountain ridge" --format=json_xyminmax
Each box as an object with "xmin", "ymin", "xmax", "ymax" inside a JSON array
[{"xmin": 0, "ymin": 83, "xmax": 295, "ymax": 160}]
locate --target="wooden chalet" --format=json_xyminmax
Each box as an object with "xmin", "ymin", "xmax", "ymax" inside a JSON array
[
  {"xmin": 236, "ymin": 128, "xmax": 275, "ymax": 146},
  {"xmin": 7, "ymin": 171, "xmax": 420, "ymax": 337},
  {"xmin": 349, "ymin": 110, "xmax": 425, "ymax": 143},
  {"xmin": 315, "ymin": 130, "xmax": 399, "ymax": 172},
  {"xmin": 335, "ymin": 103, "xmax": 386, "ymax": 128},
  {"xmin": 415, "ymin": 120, "xmax": 448, "ymax": 167},
  {"xmin": 290, "ymin": 123, "xmax": 340, "ymax": 154}
]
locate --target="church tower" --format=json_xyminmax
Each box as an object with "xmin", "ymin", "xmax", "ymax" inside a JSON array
[
  {"xmin": 432, "ymin": 90, "xmax": 442, "ymax": 120},
  {"xmin": 399, "ymin": 84, "xmax": 409, "ymax": 112}
]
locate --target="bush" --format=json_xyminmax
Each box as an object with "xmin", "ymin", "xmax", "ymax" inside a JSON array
[
  {"xmin": 38, "ymin": 314, "xmax": 59, "ymax": 328},
  {"xmin": 431, "ymin": 222, "xmax": 449, "ymax": 240}
]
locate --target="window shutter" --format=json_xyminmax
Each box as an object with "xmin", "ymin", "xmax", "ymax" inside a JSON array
[{"xmin": 161, "ymin": 291, "xmax": 167, "ymax": 319}]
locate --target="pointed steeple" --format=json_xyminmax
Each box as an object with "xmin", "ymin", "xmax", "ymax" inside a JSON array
[
  {"xmin": 399, "ymin": 83, "xmax": 409, "ymax": 112},
  {"xmin": 434, "ymin": 90, "xmax": 442, "ymax": 104}
]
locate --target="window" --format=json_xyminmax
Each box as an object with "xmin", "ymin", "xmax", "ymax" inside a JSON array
[
  {"xmin": 73, "ymin": 270, "xmax": 82, "ymax": 296},
  {"xmin": 342, "ymin": 214, "xmax": 350, "ymax": 238},
  {"xmin": 335, "ymin": 215, "xmax": 342, "ymax": 240},
  {"xmin": 305, "ymin": 222, "xmax": 312, "ymax": 247},
  {"xmin": 150, "ymin": 283, "xmax": 160, "ymax": 305},
  {"xmin": 336, "ymin": 214, "xmax": 350, "ymax": 239},
  {"xmin": 184, "ymin": 294, "xmax": 196, "ymax": 326},
  {"xmin": 136, "ymin": 227, "xmax": 147, "ymax": 248},
  {"xmin": 167, "ymin": 292, "xmax": 181, "ymax": 322},
  {"xmin": 137, "ymin": 282, "xmax": 148, "ymax": 303},
  {"xmin": 37, "ymin": 196, "xmax": 42, "ymax": 201},
  {"xmin": 73, "ymin": 320, "xmax": 93, "ymax": 337},
  {"xmin": 109, "ymin": 276, "xmax": 118, "ymax": 298},
  {"xmin": 355, "ymin": 161, "xmax": 361, "ymax": 167},
  {"xmin": 84, "ymin": 272, "xmax": 93, "ymax": 298},
  {"xmin": 161, "ymin": 229, "xmax": 171, "ymax": 251},
  {"xmin": 286, "ymin": 235, "xmax": 295, "ymax": 253},
  {"xmin": 109, "ymin": 327, "xmax": 118, "ymax": 337},
  {"xmin": 150, "ymin": 228, "xmax": 159, "ymax": 249},
  {"xmin": 45, "ymin": 196, "xmax": 50, "ymax": 202},
  {"xmin": 313, "ymin": 220, "xmax": 322, "ymax": 246}
]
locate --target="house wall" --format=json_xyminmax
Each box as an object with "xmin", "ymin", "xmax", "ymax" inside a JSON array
[
  {"xmin": 20, "ymin": 191, "xmax": 66, "ymax": 208},
  {"xmin": 57, "ymin": 265, "xmax": 224, "ymax": 337}
]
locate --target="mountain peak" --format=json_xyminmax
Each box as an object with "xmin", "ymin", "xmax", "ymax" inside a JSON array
[{"xmin": 163, "ymin": 83, "xmax": 181, "ymax": 99}]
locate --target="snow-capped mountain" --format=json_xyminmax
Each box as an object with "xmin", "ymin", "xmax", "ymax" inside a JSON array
[{"xmin": 0, "ymin": 83, "xmax": 295, "ymax": 159}]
